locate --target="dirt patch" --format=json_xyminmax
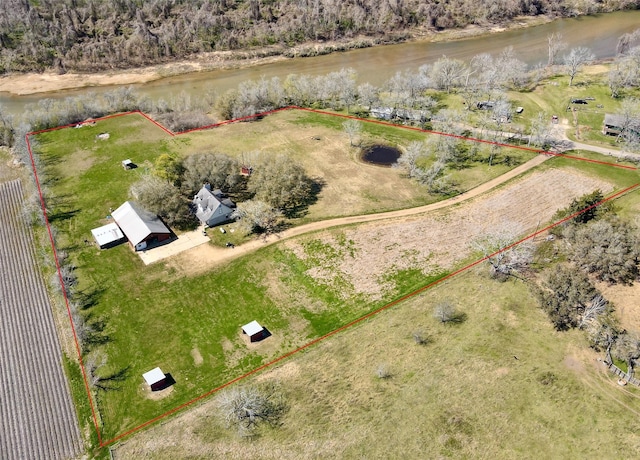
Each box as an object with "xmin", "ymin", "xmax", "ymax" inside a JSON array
[
  {"xmin": 597, "ymin": 282, "xmax": 640, "ymax": 332},
  {"xmin": 191, "ymin": 348, "xmax": 203, "ymax": 367},
  {"xmin": 66, "ymin": 148, "xmax": 96, "ymax": 175},
  {"xmin": 256, "ymin": 362, "xmax": 301, "ymax": 383},
  {"xmin": 143, "ymin": 384, "xmax": 174, "ymax": 401}
]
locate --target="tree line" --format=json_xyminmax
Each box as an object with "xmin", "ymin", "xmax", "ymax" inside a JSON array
[
  {"xmin": 473, "ymin": 191, "xmax": 640, "ymax": 378},
  {"xmin": 0, "ymin": 0, "xmax": 637, "ymax": 73}
]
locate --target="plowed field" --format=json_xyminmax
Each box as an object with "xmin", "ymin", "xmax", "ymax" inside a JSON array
[{"xmin": 0, "ymin": 180, "xmax": 81, "ymax": 459}]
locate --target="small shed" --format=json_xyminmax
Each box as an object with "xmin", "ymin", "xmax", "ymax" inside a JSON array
[
  {"xmin": 142, "ymin": 367, "xmax": 167, "ymax": 391},
  {"xmin": 121, "ymin": 159, "xmax": 134, "ymax": 170},
  {"xmin": 90, "ymin": 222, "xmax": 126, "ymax": 249},
  {"xmin": 241, "ymin": 320, "xmax": 265, "ymax": 342}
]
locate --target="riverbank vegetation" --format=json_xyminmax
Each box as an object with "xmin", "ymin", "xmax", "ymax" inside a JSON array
[{"xmin": 1, "ymin": 0, "xmax": 639, "ymax": 74}]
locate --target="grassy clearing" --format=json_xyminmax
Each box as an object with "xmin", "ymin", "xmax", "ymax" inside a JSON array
[
  {"xmin": 114, "ymin": 269, "xmax": 640, "ymax": 459},
  {"xmin": 509, "ymin": 71, "xmax": 640, "ymax": 146}
]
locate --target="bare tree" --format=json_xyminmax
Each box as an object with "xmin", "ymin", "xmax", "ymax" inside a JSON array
[
  {"xmin": 614, "ymin": 97, "xmax": 640, "ymax": 151},
  {"xmin": 434, "ymin": 301, "xmax": 456, "ymax": 323},
  {"xmin": 473, "ymin": 225, "xmax": 533, "ymax": 280},
  {"xmin": 578, "ymin": 295, "xmax": 608, "ymax": 330},
  {"xmin": 528, "ymin": 112, "xmax": 554, "ymax": 148},
  {"xmin": 616, "ymin": 28, "xmax": 640, "ymax": 55},
  {"xmin": 85, "ymin": 351, "xmax": 108, "ymax": 390},
  {"xmin": 413, "ymin": 330, "xmax": 430, "ymax": 345},
  {"xmin": 395, "ymin": 141, "xmax": 429, "ymax": 178},
  {"xmin": 430, "ymin": 56, "xmax": 466, "ymax": 93},
  {"xmin": 563, "ymin": 47, "xmax": 595, "ymax": 86},
  {"xmin": 343, "ymin": 119, "xmax": 362, "ymax": 147},
  {"xmin": 357, "ymin": 82, "xmax": 380, "ymax": 109},
  {"xmin": 232, "ymin": 200, "xmax": 283, "ymax": 235},
  {"xmin": 0, "ymin": 105, "xmax": 14, "ymax": 147},
  {"xmin": 547, "ymin": 32, "xmax": 567, "ymax": 67},
  {"xmin": 217, "ymin": 384, "xmax": 286, "ymax": 436},
  {"xmin": 375, "ymin": 364, "xmax": 392, "ymax": 379}
]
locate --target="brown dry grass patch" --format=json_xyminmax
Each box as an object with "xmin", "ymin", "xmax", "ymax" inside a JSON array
[{"xmin": 285, "ymin": 167, "xmax": 612, "ymax": 299}]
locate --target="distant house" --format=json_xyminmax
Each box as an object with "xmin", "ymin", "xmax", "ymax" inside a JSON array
[
  {"xmin": 395, "ymin": 108, "xmax": 427, "ymax": 123},
  {"xmin": 603, "ymin": 113, "xmax": 640, "ymax": 136},
  {"xmin": 111, "ymin": 201, "xmax": 172, "ymax": 251},
  {"xmin": 240, "ymin": 166, "xmax": 253, "ymax": 176},
  {"xmin": 193, "ymin": 185, "xmax": 236, "ymax": 228},
  {"xmin": 370, "ymin": 107, "xmax": 395, "ymax": 120},
  {"xmin": 242, "ymin": 320, "xmax": 266, "ymax": 342},
  {"xmin": 90, "ymin": 222, "xmax": 126, "ymax": 249}
]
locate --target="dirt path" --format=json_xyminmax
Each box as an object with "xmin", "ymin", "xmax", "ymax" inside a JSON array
[{"xmin": 168, "ymin": 154, "xmax": 550, "ymax": 275}]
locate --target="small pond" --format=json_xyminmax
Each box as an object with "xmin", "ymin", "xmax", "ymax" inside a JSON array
[{"xmin": 360, "ymin": 144, "xmax": 401, "ymax": 167}]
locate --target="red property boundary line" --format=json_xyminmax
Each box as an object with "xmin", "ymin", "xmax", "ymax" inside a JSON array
[{"xmin": 24, "ymin": 107, "xmax": 639, "ymax": 449}]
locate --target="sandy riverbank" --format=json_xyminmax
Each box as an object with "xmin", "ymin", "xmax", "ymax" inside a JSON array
[{"xmin": 0, "ymin": 16, "xmax": 550, "ymax": 96}]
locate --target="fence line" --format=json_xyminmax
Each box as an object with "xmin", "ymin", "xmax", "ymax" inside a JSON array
[{"xmin": 603, "ymin": 360, "xmax": 640, "ymax": 386}]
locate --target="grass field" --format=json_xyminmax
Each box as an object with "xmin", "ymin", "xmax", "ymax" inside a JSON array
[
  {"xmin": 114, "ymin": 269, "xmax": 640, "ymax": 459},
  {"xmin": 32, "ymin": 106, "xmax": 639, "ymax": 448}
]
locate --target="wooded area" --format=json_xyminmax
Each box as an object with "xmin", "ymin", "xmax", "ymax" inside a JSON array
[{"xmin": 1, "ymin": 0, "xmax": 638, "ymax": 73}]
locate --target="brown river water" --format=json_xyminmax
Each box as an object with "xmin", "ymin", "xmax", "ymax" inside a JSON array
[{"xmin": 1, "ymin": 11, "xmax": 639, "ymax": 116}]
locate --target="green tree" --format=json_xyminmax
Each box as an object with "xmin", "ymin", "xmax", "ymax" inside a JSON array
[
  {"xmin": 181, "ymin": 152, "xmax": 242, "ymax": 195},
  {"xmin": 537, "ymin": 265, "xmax": 601, "ymax": 331},
  {"xmin": 154, "ymin": 153, "xmax": 184, "ymax": 185},
  {"xmin": 247, "ymin": 155, "xmax": 312, "ymax": 212},
  {"xmin": 551, "ymin": 189, "xmax": 612, "ymax": 231},
  {"xmin": 567, "ymin": 217, "xmax": 639, "ymax": 284},
  {"xmin": 130, "ymin": 174, "xmax": 196, "ymax": 230}
]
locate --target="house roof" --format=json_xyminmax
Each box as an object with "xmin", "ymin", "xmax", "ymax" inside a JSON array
[
  {"xmin": 242, "ymin": 320, "xmax": 264, "ymax": 336},
  {"xmin": 90, "ymin": 222, "xmax": 124, "ymax": 247},
  {"xmin": 604, "ymin": 113, "xmax": 625, "ymax": 127},
  {"xmin": 604, "ymin": 113, "xmax": 640, "ymax": 128},
  {"xmin": 142, "ymin": 367, "xmax": 165, "ymax": 386},
  {"xmin": 112, "ymin": 201, "xmax": 171, "ymax": 246},
  {"xmin": 193, "ymin": 187, "xmax": 235, "ymax": 224}
]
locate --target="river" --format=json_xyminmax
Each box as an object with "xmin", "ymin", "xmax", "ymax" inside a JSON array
[{"xmin": 1, "ymin": 11, "xmax": 639, "ymax": 116}]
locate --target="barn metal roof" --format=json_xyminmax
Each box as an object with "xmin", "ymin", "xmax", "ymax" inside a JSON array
[{"xmin": 112, "ymin": 201, "xmax": 170, "ymax": 246}]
